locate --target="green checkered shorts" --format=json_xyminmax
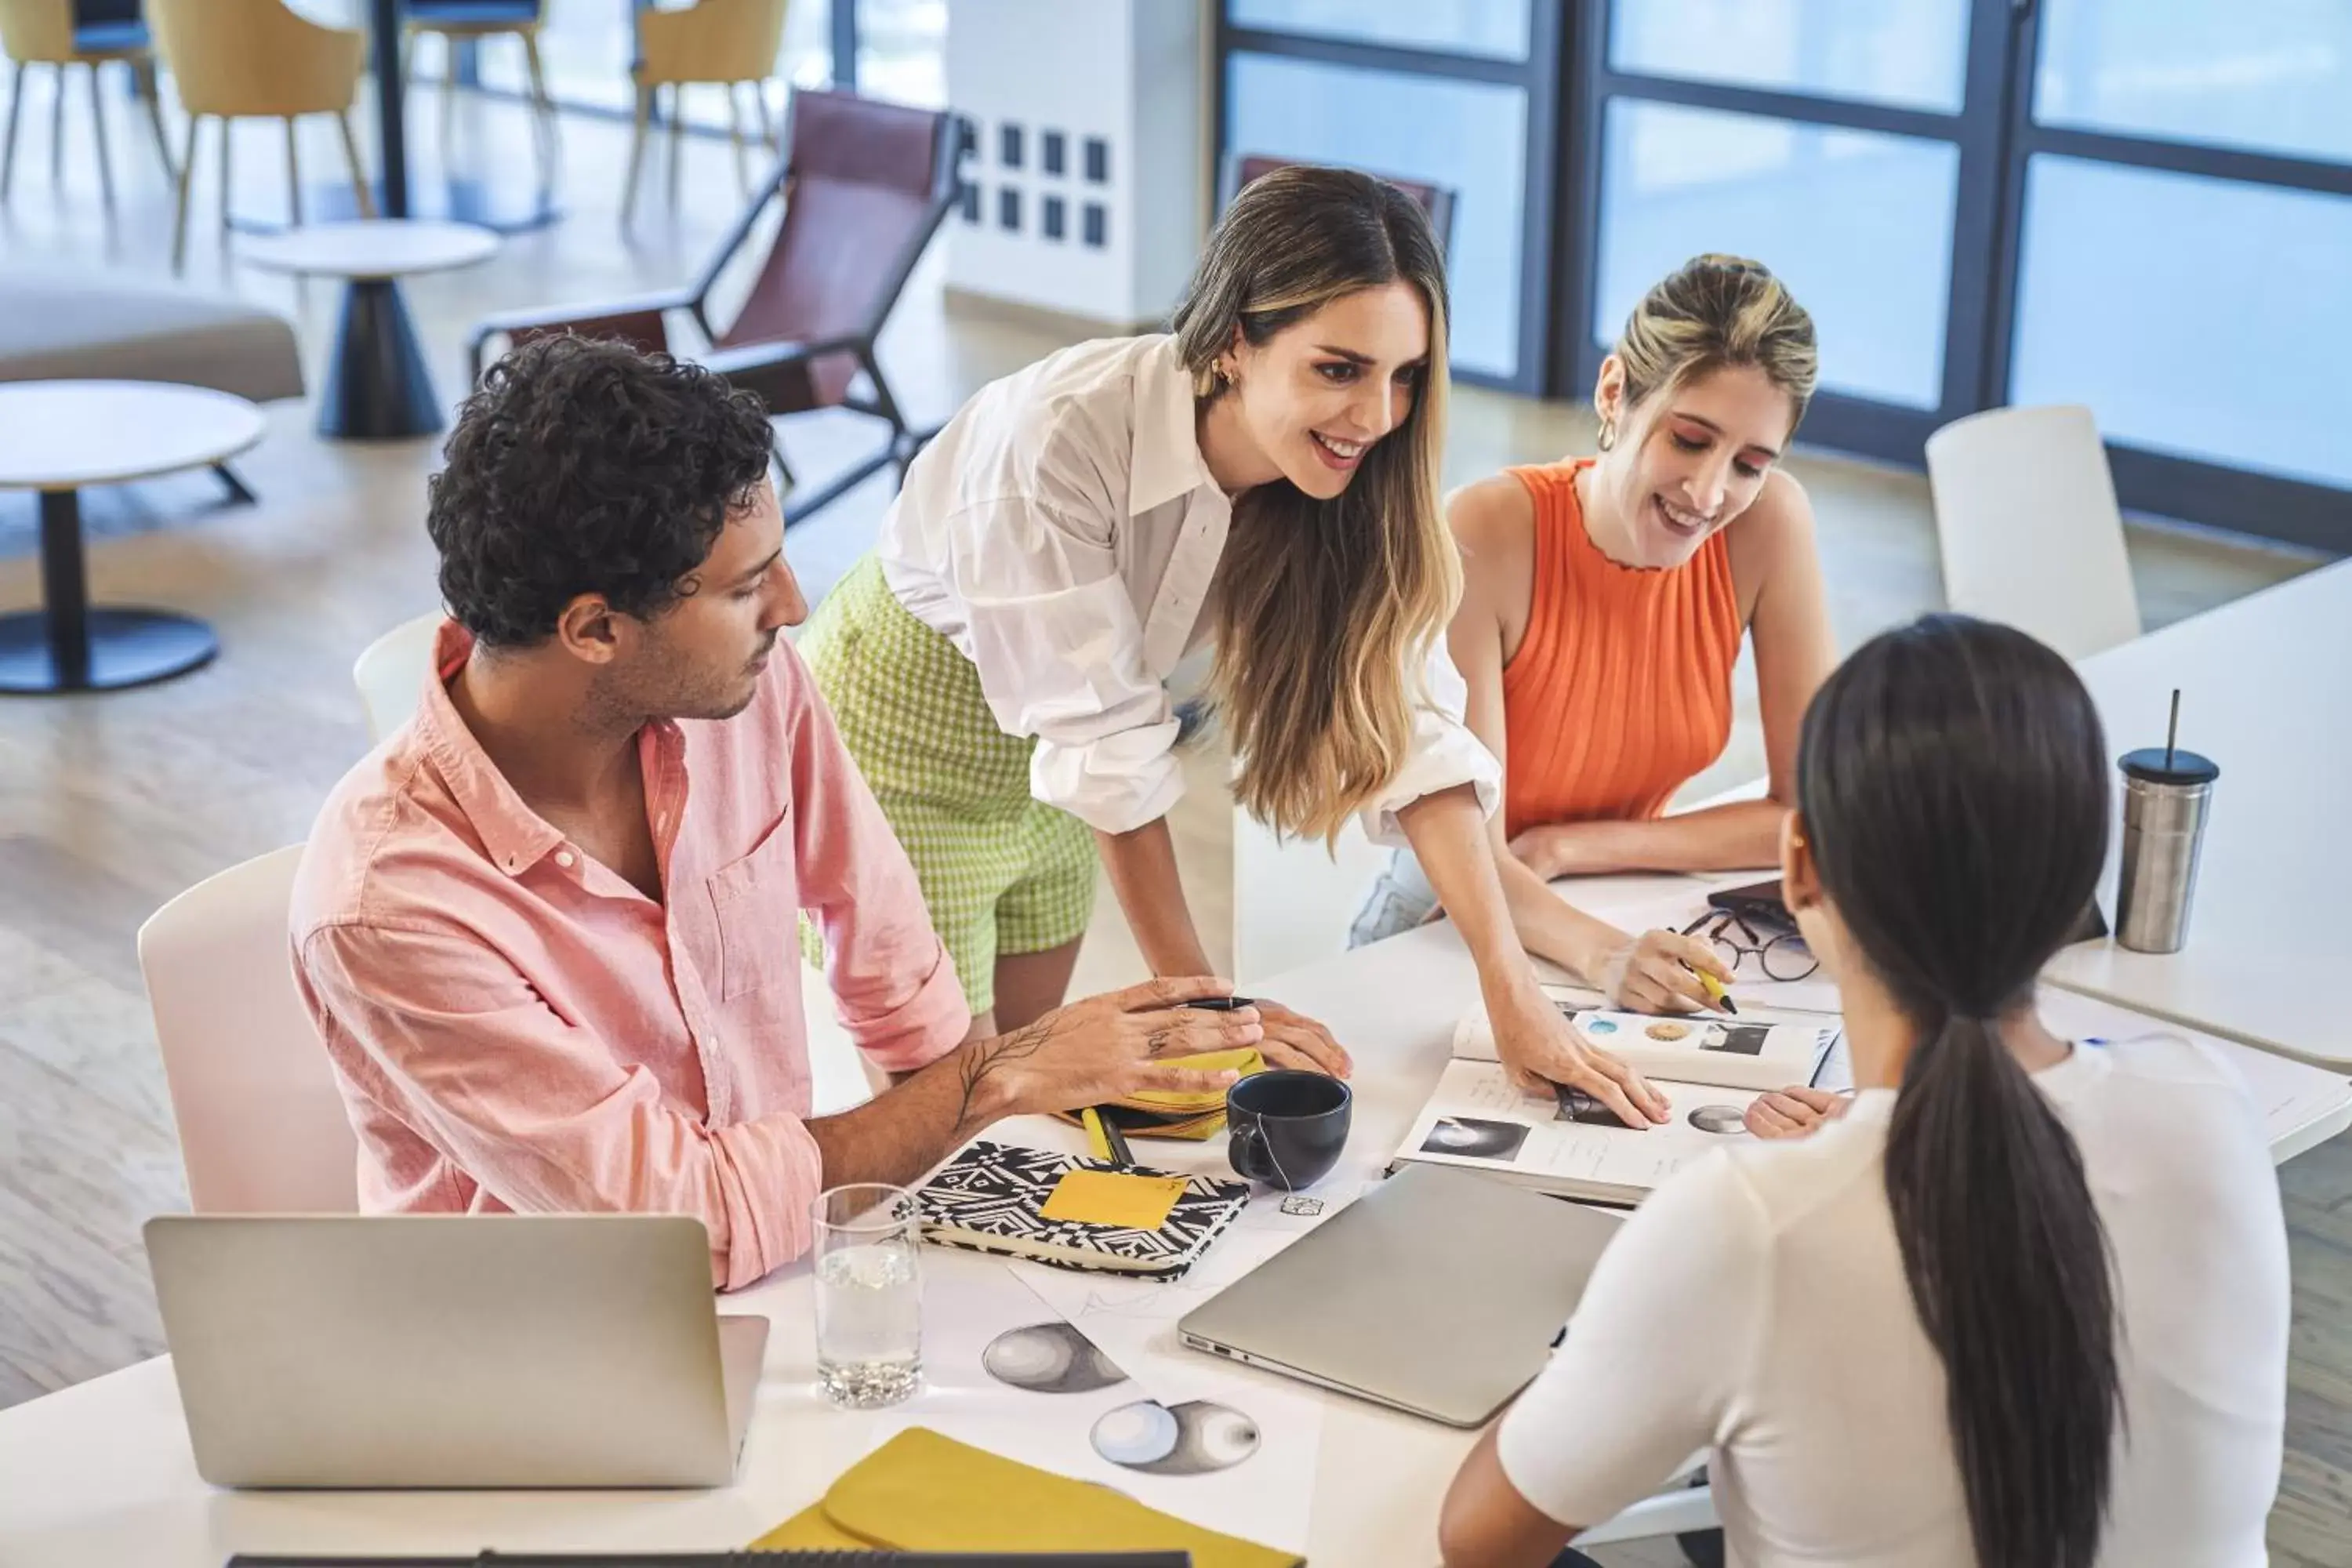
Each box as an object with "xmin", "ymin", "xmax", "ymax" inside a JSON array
[{"xmin": 799, "ymin": 555, "xmax": 1097, "ymax": 1018}]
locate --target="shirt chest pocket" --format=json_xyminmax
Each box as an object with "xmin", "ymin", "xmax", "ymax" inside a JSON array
[{"xmin": 705, "ymin": 806, "xmax": 797, "ymax": 1002}]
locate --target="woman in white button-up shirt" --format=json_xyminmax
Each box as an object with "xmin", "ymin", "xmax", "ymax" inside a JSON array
[{"xmin": 800, "ymin": 167, "xmax": 1668, "ymax": 1127}]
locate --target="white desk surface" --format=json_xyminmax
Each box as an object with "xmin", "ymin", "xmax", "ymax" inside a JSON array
[
  {"xmin": 2, "ymin": 873, "xmax": 2343, "ymax": 1567},
  {"xmin": 0, "ymin": 381, "xmax": 264, "ymax": 491},
  {"xmin": 2046, "ymin": 558, "xmax": 2352, "ymax": 1065}
]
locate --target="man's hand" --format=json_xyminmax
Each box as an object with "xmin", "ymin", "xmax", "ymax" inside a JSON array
[
  {"xmin": 1745, "ymin": 1086, "xmax": 1849, "ymax": 1140},
  {"xmin": 1251, "ymin": 999, "xmax": 1352, "ymax": 1078},
  {"xmin": 955, "ymin": 976, "xmax": 1265, "ymax": 1127}
]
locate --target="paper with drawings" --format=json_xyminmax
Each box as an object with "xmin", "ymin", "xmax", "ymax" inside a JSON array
[
  {"xmin": 880, "ymin": 1245, "xmax": 1323, "ymax": 1554},
  {"xmin": 1395, "ymin": 1058, "xmax": 1764, "ymax": 1202},
  {"xmin": 1454, "ymin": 999, "xmax": 1835, "ymax": 1091}
]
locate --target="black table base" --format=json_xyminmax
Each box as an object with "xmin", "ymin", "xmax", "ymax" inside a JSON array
[
  {"xmin": 320, "ymin": 278, "xmax": 445, "ymax": 441},
  {"xmin": 0, "ymin": 491, "xmax": 218, "ymax": 694}
]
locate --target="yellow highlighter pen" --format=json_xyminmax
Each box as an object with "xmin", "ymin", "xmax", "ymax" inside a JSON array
[
  {"xmin": 1686, "ymin": 964, "xmax": 1740, "ymax": 1016},
  {"xmin": 1081, "ymin": 1106, "xmax": 1135, "ymax": 1168}
]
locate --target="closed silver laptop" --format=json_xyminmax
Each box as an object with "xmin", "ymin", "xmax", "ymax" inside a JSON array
[
  {"xmin": 145, "ymin": 1214, "xmax": 769, "ymax": 1488},
  {"xmin": 1179, "ymin": 1163, "xmax": 1621, "ymax": 1427}
]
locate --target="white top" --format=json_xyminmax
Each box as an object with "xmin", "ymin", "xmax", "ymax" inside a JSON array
[
  {"xmin": 878, "ymin": 332, "xmax": 1499, "ymax": 840},
  {"xmin": 236, "ymin": 220, "xmax": 501, "ymax": 280},
  {"xmin": 1498, "ymin": 1033, "xmax": 2291, "ymax": 1566},
  {"xmin": 0, "ymin": 380, "xmax": 263, "ymax": 491}
]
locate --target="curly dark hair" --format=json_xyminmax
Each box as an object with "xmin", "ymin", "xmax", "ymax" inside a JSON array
[{"xmin": 427, "ymin": 335, "xmax": 777, "ymax": 648}]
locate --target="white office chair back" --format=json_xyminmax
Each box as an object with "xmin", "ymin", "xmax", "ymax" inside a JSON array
[
  {"xmin": 139, "ymin": 845, "xmax": 361, "ymax": 1214},
  {"xmin": 1924, "ymin": 404, "xmax": 2143, "ymax": 661},
  {"xmin": 354, "ymin": 612, "xmax": 442, "ymax": 742}
]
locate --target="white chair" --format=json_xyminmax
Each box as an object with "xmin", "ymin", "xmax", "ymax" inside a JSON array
[
  {"xmin": 1924, "ymin": 404, "xmax": 2143, "ymax": 661},
  {"xmin": 354, "ymin": 611, "xmax": 441, "ymax": 742},
  {"xmin": 138, "ymin": 845, "xmax": 361, "ymax": 1214}
]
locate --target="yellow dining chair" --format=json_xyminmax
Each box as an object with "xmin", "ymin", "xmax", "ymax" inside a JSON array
[
  {"xmin": 405, "ymin": 0, "xmax": 557, "ymax": 201},
  {"xmin": 0, "ymin": 0, "xmax": 175, "ymax": 208},
  {"xmin": 624, "ymin": 0, "xmax": 789, "ymax": 227},
  {"xmin": 146, "ymin": 0, "xmax": 376, "ymax": 274}
]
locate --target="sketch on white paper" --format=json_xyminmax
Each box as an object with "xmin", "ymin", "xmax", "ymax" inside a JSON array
[
  {"xmin": 885, "ymin": 1248, "xmax": 1322, "ymax": 1553},
  {"xmin": 982, "ymin": 1320, "xmax": 1128, "ymax": 1395}
]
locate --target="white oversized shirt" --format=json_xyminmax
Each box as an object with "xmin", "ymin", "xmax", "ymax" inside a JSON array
[
  {"xmin": 877, "ymin": 333, "xmax": 1499, "ymax": 840},
  {"xmin": 1497, "ymin": 1033, "xmax": 2290, "ymax": 1566}
]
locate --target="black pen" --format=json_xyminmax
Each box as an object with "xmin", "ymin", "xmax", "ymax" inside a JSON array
[{"xmin": 1083, "ymin": 1106, "xmax": 1135, "ymax": 1168}]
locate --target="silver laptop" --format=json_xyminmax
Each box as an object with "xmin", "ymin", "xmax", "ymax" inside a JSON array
[
  {"xmin": 144, "ymin": 1214, "xmax": 770, "ymax": 1488},
  {"xmin": 1179, "ymin": 1163, "xmax": 1621, "ymax": 1427}
]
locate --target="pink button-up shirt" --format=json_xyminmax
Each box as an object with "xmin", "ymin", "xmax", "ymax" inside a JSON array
[{"xmin": 291, "ymin": 622, "xmax": 968, "ymax": 1289}]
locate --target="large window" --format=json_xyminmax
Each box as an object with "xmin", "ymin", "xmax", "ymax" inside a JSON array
[
  {"xmin": 1593, "ymin": 100, "xmax": 1958, "ymax": 408},
  {"xmin": 1214, "ymin": 5, "xmax": 1564, "ymax": 391},
  {"xmin": 1214, "ymin": 0, "xmax": 2352, "ymax": 548},
  {"xmin": 1226, "ymin": 55, "xmax": 1531, "ymax": 379}
]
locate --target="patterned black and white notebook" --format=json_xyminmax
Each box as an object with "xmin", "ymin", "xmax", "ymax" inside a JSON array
[{"xmin": 918, "ymin": 1141, "xmax": 1251, "ymax": 1278}]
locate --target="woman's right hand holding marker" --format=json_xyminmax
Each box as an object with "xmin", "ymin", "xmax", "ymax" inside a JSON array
[{"xmin": 1594, "ymin": 926, "xmax": 1734, "ymax": 1014}]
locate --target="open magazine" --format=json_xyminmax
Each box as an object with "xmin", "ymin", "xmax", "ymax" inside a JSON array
[
  {"xmin": 1455, "ymin": 993, "xmax": 1836, "ymax": 1092},
  {"xmin": 1394, "ymin": 996, "xmax": 1841, "ymax": 1206}
]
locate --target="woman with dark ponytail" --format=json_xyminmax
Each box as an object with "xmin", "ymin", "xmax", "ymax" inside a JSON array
[{"xmin": 1439, "ymin": 615, "xmax": 2289, "ymax": 1568}]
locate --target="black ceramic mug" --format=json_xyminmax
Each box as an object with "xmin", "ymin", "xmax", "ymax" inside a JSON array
[{"xmin": 1225, "ymin": 1069, "xmax": 1352, "ymax": 1190}]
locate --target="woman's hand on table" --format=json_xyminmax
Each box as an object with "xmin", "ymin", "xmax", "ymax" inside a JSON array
[
  {"xmin": 1745, "ymin": 1086, "xmax": 1849, "ymax": 1140},
  {"xmin": 1490, "ymin": 989, "xmax": 1670, "ymax": 1129}
]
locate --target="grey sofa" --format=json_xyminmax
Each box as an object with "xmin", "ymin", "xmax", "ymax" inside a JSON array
[{"xmin": 0, "ymin": 269, "xmax": 303, "ymax": 498}]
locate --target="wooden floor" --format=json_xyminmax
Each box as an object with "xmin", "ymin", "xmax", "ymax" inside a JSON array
[{"xmin": 1, "ymin": 81, "xmax": 2345, "ymax": 1565}]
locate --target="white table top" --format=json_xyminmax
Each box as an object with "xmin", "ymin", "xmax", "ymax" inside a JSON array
[
  {"xmin": 2, "ymin": 870, "xmax": 2343, "ymax": 1568},
  {"xmin": 2045, "ymin": 558, "xmax": 2352, "ymax": 1065},
  {"xmin": 237, "ymin": 220, "xmax": 501, "ymax": 280},
  {"xmin": 0, "ymin": 380, "xmax": 264, "ymax": 491}
]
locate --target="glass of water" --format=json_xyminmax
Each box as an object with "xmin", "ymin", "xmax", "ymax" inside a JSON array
[{"xmin": 812, "ymin": 1182, "xmax": 924, "ymax": 1408}]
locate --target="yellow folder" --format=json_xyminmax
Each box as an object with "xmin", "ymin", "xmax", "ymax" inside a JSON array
[
  {"xmin": 752, "ymin": 1426, "xmax": 1301, "ymax": 1567},
  {"xmin": 1050, "ymin": 1047, "xmax": 1267, "ymax": 1143}
]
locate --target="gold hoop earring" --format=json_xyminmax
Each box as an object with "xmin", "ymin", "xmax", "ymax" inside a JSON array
[{"xmin": 1596, "ymin": 418, "xmax": 1616, "ymax": 452}]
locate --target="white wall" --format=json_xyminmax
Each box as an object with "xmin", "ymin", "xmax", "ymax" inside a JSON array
[{"xmin": 943, "ymin": 0, "xmax": 1207, "ymax": 328}]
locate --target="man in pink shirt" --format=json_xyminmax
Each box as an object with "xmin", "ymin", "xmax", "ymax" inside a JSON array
[{"xmin": 292, "ymin": 337, "xmax": 1261, "ymax": 1289}]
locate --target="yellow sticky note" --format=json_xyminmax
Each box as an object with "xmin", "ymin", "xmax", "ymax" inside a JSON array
[{"xmin": 1040, "ymin": 1170, "xmax": 1189, "ymax": 1231}]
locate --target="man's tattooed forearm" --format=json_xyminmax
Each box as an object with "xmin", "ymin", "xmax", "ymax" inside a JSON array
[{"xmin": 951, "ymin": 1011, "xmax": 1069, "ymax": 1131}]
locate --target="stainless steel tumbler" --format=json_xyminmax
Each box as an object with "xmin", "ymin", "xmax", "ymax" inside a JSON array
[{"xmin": 2114, "ymin": 747, "xmax": 2219, "ymax": 954}]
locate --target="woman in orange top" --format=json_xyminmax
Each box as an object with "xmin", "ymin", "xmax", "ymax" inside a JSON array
[{"xmin": 1353, "ymin": 256, "xmax": 1835, "ymax": 1014}]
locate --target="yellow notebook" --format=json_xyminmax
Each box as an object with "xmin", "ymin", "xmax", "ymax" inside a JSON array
[
  {"xmin": 1047, "ymin": 1047, "xmax": 1267, "ymax": 1142},
  {"xmin": 753, "ymin": 1427, "xmax": 1301, "ymax": 1567}
]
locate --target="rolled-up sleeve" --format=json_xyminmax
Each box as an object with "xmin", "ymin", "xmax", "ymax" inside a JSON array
[
  {"xmin": 299, "ymin": 920, "xmax": 820, "ymax": 1291},
  {"xmin": 1358, "ymin": 635, "xmax": 1502, "ymax": 847},
  {"xmin": 780, "ymin": 643, "xmax": 970, "ymax": 1073},
  {"xmin": 950, "ymin": 494, "xmax": 1184, "ymax": 836}
]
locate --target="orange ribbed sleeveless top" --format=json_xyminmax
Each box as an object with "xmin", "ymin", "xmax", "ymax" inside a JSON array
[{"xmin": 1499, "ymin": 459, "xmax": 1742, "ymax": 841}]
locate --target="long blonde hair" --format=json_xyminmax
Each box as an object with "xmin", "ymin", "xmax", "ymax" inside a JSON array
[
  {"xmin": 1610, "ymin": 254, "xmax": 1818, "ymax": 434},
  {"xmin": 1174, "ymin": 166, "xmax": 1457, "ymax": 845}
]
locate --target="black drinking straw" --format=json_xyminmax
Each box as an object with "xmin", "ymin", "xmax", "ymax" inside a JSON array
[{"xmin": 2165, "ymin": 688, "xmax": 2181, "ymax": 770}]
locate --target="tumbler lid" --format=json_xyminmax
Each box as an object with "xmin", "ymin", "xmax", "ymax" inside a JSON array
[{"xmin": 2121, "ymin": 747, "xmax": 2218, "ymax": 786}]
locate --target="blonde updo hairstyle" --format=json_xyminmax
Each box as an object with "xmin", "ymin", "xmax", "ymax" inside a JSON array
[{"xmin": 1602, "ymin": 254, "xmax": 1819, "ymax": 450}]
